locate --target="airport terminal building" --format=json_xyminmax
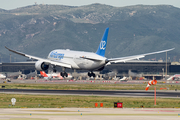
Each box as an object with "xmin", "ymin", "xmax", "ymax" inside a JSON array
[
  {"xmin": 0, "ymin": 60, "xmax": 180, "ymax": 76},
  {"xmin": 0, "ymin": 62, "xmax": 36, "ymax": 74}
]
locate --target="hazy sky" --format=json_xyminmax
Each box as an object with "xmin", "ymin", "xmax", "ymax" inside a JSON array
[{"xmin": 0, "ymin": 0, "xmax": 180, "ymax": 10}]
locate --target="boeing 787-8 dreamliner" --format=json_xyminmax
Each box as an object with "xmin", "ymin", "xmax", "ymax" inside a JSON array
[{"xmin": 5, "ymin": 28, "xmax": 174, "ymax": 77}]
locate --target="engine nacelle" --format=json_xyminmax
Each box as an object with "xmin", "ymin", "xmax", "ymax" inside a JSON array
[{"xmin": 35, "ymin": 61, "xmax": 49, "ymax": 71}]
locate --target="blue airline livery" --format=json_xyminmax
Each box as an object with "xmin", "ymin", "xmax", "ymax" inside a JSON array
[
  {"xmin": 5, "ymin": 28, "xmax": 174, "ymax": 77},
  {"xmin": 49, "ymin": 51, "xmax": 64, "ymax": 60}
]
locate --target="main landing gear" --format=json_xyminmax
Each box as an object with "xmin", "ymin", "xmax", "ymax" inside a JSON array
[
  {"xmin": 61, "ymin": 67, "xmax": 68, "ymax": 78},
  {"xmin": 52, "ymin": 65, "xmax": 68, "ymax": 78},
  {"xmin": 88, "ymin": 72, "xmax": 96, "ymax": 78},
  {"xmin": 61, "ymin": 72, "xmax": 68, "ymax": 78},
  {"xmin": 52, "ymin": 65, "xmax": 57, "ymax": 73}
]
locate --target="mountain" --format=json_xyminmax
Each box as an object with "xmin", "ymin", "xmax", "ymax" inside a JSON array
[{"xmin": 0, "ymin": 3, "xmax": 180, "ymax": 62}]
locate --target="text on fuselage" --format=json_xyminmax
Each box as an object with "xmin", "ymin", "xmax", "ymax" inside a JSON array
[{"xmin": 49, "ymin": 51, "xmax": 64, "ymax": 60}]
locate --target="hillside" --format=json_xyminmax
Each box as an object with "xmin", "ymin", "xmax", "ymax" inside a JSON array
[{"xmin": 0, "ymin": 3, "xmax": 180, "ymax": 62}]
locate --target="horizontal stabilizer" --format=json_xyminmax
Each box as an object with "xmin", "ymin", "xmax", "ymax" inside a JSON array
[{"xmin": 80, "ymin": 56, "xmax": 104, "ymax": 61}]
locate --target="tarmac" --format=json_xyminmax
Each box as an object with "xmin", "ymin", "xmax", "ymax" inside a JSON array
[
  {"xmin": 0, "ymin": 108, "xmax": 180, "ymax": 120},
  {"xmin": 1, "ymin": 79, "xmax": 180, "ymax": 84},
  {"xmin": 1, "ymin": 79, "xmax": 180, "ymax": 120},
  {"xmin": 1, "ymin": 88, "xmax": 180, "ymax": 98}
]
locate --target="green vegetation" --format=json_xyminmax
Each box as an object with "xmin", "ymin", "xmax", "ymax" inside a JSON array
[
  {"xmin": 0, "ymin": 4, "xmax": 180, "ymax": 61},
  {"xmin": 0, "ymin": 83, "xmax": 179, "ymax": 90},
  {"xmin": 0, "ymin": 93, "xmax": 180, "ymax": 108},
  {"xmin": 6, "ymin": 118, "xmax": 48, "ymax": 120}
]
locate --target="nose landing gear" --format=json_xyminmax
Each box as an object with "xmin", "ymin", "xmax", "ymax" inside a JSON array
[{"xmin": 51, "ymin": 65, "xmax": 57, "ymax": 73}]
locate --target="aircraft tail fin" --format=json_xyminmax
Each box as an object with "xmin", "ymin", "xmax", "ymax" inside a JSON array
[
  {"xmin": 40, "ymin": 71, "xmax": 48, "ymax": 77},
  {"xmin": 96, "ymin": 28, "xmax": 109, "ymax": 57}
]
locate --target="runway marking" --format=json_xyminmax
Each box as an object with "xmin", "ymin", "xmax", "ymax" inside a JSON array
[
  {"xmin": 115, "ymin": 93, "xmax": 154, "ymax": 95},
  {"xmin": 139, "ymin": 110, "xmax": 180, "ymax": 112},
  {"xmin": 115, "ymin": 93, "xmax": 168, "ymax": 95},
  {"xmin": 4, "ymin": 118, "xmax": 48, "ymax": 120},
  {"xmin": 0, "ymin": 113, "xmax": 178, "ymax": 116}
]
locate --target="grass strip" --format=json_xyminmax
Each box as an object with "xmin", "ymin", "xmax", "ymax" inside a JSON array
[
  {"xmin": 0, "ymin": 83, "xmax": 179, "ymax": 90},
  {"xmin": 0, "ymin": 93, "xmax": 180, "ymax": 108}
]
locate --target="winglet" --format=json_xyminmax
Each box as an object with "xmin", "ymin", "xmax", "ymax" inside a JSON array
[
  {"xmin": 5, "ymin": 46, "xmax": 25, "ymax": 56},
  {"xmin": 96, "ymin": 28, "xmax": 109, "ymax": 57}
]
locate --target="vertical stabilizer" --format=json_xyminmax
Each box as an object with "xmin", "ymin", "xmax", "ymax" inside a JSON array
[
  {"xmin": 96, "ymin": 28, "xmax": 109, "ymax": 57},
  {"xmin": 40, "ymin": 71, "xmax": 48, "ymax": 77}
]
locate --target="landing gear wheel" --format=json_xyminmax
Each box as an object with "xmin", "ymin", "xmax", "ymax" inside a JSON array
[
  {"xmin": 65, "ymin": 72, "xmax": 68, "ymax": 77},
  {"xmin": 88, "ymin": 72, "xmax": 91, "ymax": 77},
  {"xmin": 61, "ymin": 72, "xmax": 64, "ymax": 77},
  {"xmin": 53, "ymin": 69, "xmax": 57, "ymax": 73},
  {"xmin": 61, "ymin": 72, "xmax": 68, "ymax": 78},
  {"xmin": 88, "ymin": 72, "xmax": 96, "ymax": 78},
  {"xmin": 92, "ymin": 73, "xmax": 96, "ymax": 77}
]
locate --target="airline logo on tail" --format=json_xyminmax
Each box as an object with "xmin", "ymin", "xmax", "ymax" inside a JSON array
[
  {"xmin": 40, "ymin": 71, "xmax": 48, "ymax": 77},
  {"xmin": 100, "ymin": 41, "xmax": 106, "ymax": 50},
  {"xmin": 96, "ymin": 28, "xmax": 109, "ymax": 57}
]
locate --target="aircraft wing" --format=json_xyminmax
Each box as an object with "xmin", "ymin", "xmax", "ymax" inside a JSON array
[
  {"xmin": 107, "ymin": 48, "xmax": 174, "ymax": 63},
  {"xmin": 5, "ymin": 46, "xmax": 71, "ymax": 68}
]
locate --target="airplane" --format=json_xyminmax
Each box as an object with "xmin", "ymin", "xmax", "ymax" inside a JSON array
[
  {"xmin": 0, "ymin": 72, "xmax": 22, "ymax": 80},
  {"xmin": 0, "ymin": 73, "xmax": 6, "ymax": 79},
  {"xmin": 40, "ymin": 71, "xmax": 72, "ymax": 80},
  {"xmin": 5, "ymin": 28, "xmax": 174, "ymax": 78},
  {"xmin": 40, "ymin": 71, "xmax": 63, "ymax": 80},
  {"xmin": 167, "ymin": 74, "xmax": 180, "ymax": 81}
]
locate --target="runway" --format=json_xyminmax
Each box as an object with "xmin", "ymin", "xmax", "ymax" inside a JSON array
[
  {"xmin": 0, "ymin": 89, "xmax": 180, "ymax": 98},
  {"xmin": 1, "ymin": 108, "xmax": 180, "ymax": 120},
  {"xmin": 0, "ymin": 108, "xmax": 180, "ymax": 120}
]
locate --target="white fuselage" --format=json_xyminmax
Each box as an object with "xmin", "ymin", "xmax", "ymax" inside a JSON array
[
  {"xmin": 0, "ymin": 74, "xmax": 6, "ymax": 79},
  {"xmin": 47, "ymin": 49, "xmax": 107, "ymax": 70}
]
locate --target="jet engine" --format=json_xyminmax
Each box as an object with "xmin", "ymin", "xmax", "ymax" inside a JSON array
[{"xmin": 35, "ymin": 61, "xmax": 49, "ymax": 71}]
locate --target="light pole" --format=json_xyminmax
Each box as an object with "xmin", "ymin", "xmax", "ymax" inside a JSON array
[
  {"xmin": 162, "ymin": 68, "xmax": 164, "ymax": 80},
  {"xmin": 10, "ymin": 54, "xmax": 11, "ymax": 63},
  {"xmin": 162, "ymin": 68, "xmax": 164, "ymax": 76},
  {"xmin": 166, "ymin": 52, "xmax": 167, "ymax": 76}
]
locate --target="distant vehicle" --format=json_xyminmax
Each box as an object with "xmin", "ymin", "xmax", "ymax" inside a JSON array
[
  {"xmin": 6, "ymin": 28, "xmax": 174, "ymax": 78},
  {"xmin": 167, "ymin": 74, "xmax": 180, "ymax": 81},
  {"xmin": 40, "ymin": 71, "xmax": 72, "ymax": 80}
]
